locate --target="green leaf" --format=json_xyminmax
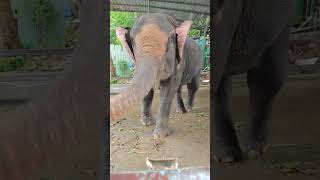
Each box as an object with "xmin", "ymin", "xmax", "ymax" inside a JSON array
[{"xmin": 110, "ymin": 11, "xmax": 137, "ymax": 45}]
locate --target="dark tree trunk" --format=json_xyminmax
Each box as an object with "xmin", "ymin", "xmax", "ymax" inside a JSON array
[
  {"xmin": 0, "ymin": 0, "xmax": 19, "ymax": 49},
  {"xmin": 71, "ymin": 0, "xmax": 81, "ymax": 18},
  {"xmin": 0, "ymin": 1, "xmax": 107, "ymax": 180}
]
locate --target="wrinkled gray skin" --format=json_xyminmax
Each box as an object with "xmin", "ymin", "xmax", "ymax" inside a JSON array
[
  {"xmin": 212, "ymin": 0, "xmax": 293, "ymax": 163},
  {"xmin": 115, "ymin": 13, "xmax": 202, "ymax": 138}
]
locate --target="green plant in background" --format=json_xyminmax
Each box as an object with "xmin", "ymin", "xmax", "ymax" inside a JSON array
[
  {"xmin": 189, "ymin": 28, "xmax": 202, "ymax": 37},
  {"xmin": 64, "ymin": 18, "xmax": 79, "ymax": 48},
  {"xmin": 110, "ymin": 11, "xmax": 138, "ymax": 45},
  {"xmin": 32, "ymin": 0, "xmax": 57, "ymax": 48},
  {"xmin": 0, "ymin": 56, "xmax": 26, "ymax": 72},
  {"xmin": 110, "ymin": 78, "xmax": 119, "ymax": 84},
  {"xmin": 128, "ymin": 68, "xmax": 134, "ymax": 77},
  {"xmin": 189, "ymin": 16, "xmax": 210, "ymax": 37},
  {"xmin": 116, "ymin": 59, "xmax": 129, "ymax": 73}
]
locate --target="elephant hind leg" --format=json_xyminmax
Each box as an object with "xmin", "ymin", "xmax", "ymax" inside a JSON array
[
  {"xmin": 246, "ymin": 27, "xmax": 289, "ymax": 159},
  {"xmin": 176, "ymin": 85, "xmax": 187, "ymax": 114},
  {"xmin": 186, "ymin": 73, "xmax": 200, "ymax": 111}
]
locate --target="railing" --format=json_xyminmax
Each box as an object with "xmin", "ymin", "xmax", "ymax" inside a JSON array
[
  {"xmin": 0, "ymin": 48, "xmax": 74, "ymax": 101},
  {"xmin": 0, "ymin": 48, "xmax": 74, "ymax": 57},
  {"xmin": 110, "ymin": 166, "xmax": 210, "ymax": 180},
  {"xmin": 110, "ymin": 44, "xmax": 134, "ymax": 77},
  {"xmin": 292, "ymin": 0, "xmax": 320, "ymax": 33}
]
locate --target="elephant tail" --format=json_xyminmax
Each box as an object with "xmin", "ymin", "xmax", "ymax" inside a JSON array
[{"xmin": 110, "ymin": 59, "xmax": 160, "ymax": 122}]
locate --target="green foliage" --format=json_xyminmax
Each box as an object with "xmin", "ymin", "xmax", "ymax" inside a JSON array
[
  {"xmin": 189, "ymin": 16, "xmax": 210, "ymax": 38},
  {"xmin": 116, "ymin": 59, "xmax": 129, "ymax": 73},
  {"xmin": 0, "ymin": 57, "xmax": 26, "ymax": 72},
  {"xmin": 110, "ymin": 78, "xmax": 119, "ymax": 84},
  {"xmin": 128, "ymin": 68, "xmax": 134, "ymax": 77},
  {"xmin": 32, "ymin": 0, "xmax": 57, "ymax": 47},
  {"xmin": 110, "ymin": 11, "xmax": 138, "ymax": 45},
  {"xmin": 64, "ymin": 18, "xmax": 79, "ymax": 48},
  {"xmin": 189, "ymin": 28, "xmax": 202, "ymax": 37}
]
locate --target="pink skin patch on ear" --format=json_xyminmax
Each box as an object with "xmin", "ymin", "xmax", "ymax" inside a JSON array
[
  {"xmin": 176, "ymin": 20, "xmax": 192, "ymax": 59},
  {"xmin": 116, "ymin": 27, "xmax": 135, "ymax": 62}
]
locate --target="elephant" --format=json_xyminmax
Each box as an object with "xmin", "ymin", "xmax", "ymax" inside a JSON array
[
  {"xmin": 0, "ymin": 1, "xmax": 107, "ymax": 179},
  {"xmin": 110, "ymin": 13, "xmax": 202, "ymax": 139},
  {"xmin": 212, "ymin": 0, "xmax": 294, "ymax": 163}
]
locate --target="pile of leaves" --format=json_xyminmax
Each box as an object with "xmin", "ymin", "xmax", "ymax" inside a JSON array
[{"xmin": 289, "ymin": 40, "xmax": 320, "ymax": 63}]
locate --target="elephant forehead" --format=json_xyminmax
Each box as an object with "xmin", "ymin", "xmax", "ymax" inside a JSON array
[{"xmin": 135, "ymin": 24, "xmax": 168, "ymax": 58}]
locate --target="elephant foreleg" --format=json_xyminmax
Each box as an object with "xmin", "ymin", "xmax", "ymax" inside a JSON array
[
  {"xmin": 153, "ymin": 76, "xmax": 180, "ymax": 138},
  {"xmin": 246, "ymin": 27, "xmax": 289, "ymax": 159},
  {"xmin": 213, "ymin": 76, "xmax": 242, "ymax": 163},
  {"xmin": 140, "ymin": 88, "xmax": 155, "ymax": 126}
]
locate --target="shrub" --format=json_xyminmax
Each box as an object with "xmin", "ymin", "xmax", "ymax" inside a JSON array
[
  {"xmin": 0, "ymin": 56, "xmax": 26, "ymax": 72},
  {"xmin": 115, "ymin": 59, "xmax": 131, "ymax": 77}
]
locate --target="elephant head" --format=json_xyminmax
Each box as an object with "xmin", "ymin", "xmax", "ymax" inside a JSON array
[{"xmin": 110, "ymin": 13, "xmax": 192, "ymax": 122}]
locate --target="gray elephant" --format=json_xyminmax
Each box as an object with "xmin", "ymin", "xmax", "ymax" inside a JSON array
[
  {"xmin": 212, "ymin": 0, "xmax": 294, "ymax": 163},
  {"xmin": 111, "ymin": 13, "xmax": 202, "ymax": 139}
]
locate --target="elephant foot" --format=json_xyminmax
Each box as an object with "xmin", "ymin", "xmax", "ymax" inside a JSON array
[
  {"xmin": 176, "ymin": 108, "xmax": 187, "ymax": 114},
  {"xmin": 246, "ymin": 141, "xmax": 268, "ymax": 160},
  {"xmin": 153, "ymin": 127, "xmax": 170, "ymax": 146},
  {"xmin": 186, "ymin": 101, "xmax": 194, "ymax": 111},
  {"xmin": 176, "ymin": 109, "xmax": 187, "ymax": 114},
  {"xmin": 213, "ymin": 139, "xmax": 242, "ymax": 163},
  {"xmin": 213, "ymin": 147, "xmax": 242, "ymax": 163},
  {"xmin": 140, "ymin": 115, "xmax": 155, "ymax": 126},
  {"xmin": 153, "ymin": 127, "xmax": 171, "ymax": 139}
]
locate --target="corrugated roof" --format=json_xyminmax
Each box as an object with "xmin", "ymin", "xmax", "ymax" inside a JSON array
[{"xmin": 110, "ymin": 0, "xmax": 210, "ymax": 22}]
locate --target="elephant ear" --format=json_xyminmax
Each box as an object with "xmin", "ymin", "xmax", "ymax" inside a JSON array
[
  {"xmin": 116, "ymin": 27, "xmax": 135, "ymax": 63},
  {"xmin": 175, "ymin": 20, "xmax": 192, "ymax": 60}
]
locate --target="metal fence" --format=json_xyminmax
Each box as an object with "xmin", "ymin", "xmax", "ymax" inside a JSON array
[
  {"xmin": 292, "ymin": 0, "xmax": 320, "ymax": 32},
  {"xmin": 9, "ymin": 0, "xmax": 66, "ymax": 48},
  {"xmin": 110, "ymin": 38, "xmax": 210, "ymax": 77},
  {"xmin": 110, "ymin": 44, "xmax": 134, "ymax": 77}
]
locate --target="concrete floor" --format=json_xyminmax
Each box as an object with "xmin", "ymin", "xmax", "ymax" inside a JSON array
[{"xmin": 214, "ymin": 73, "xmax": 320, "ymax": 180}]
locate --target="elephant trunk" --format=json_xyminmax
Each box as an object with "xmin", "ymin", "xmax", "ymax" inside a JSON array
[{"xmin": 110, "ymin": 57, "xmax": 160, "ymax": 122}]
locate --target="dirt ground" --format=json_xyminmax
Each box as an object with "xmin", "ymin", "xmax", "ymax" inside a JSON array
[
  {"xmin": 110, "ymin": 85, "xmax": 210, "ymax": 173},
  {"xmin": 215, "ymin": 73, "xmax": 320, "ymax": 179}
]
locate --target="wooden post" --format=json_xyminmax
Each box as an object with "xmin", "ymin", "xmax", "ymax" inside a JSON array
[
  {"xmin": 0, "ymin": 0, "xmax": 19, "ymax": 49},
  {"xmin": 0, "ymin": 0, "xmax": 107, "ymax": 179}
]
